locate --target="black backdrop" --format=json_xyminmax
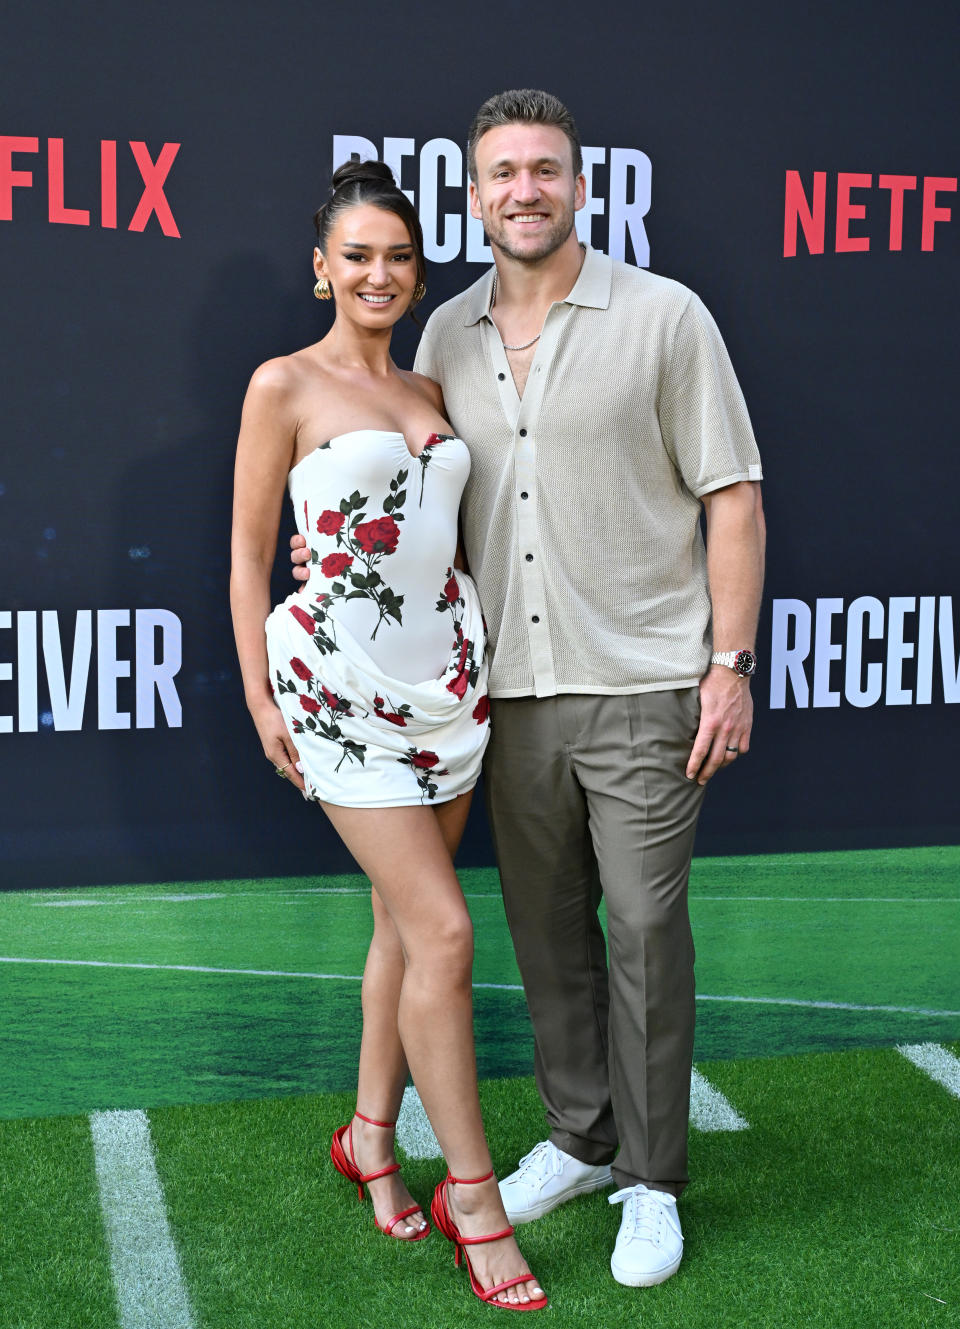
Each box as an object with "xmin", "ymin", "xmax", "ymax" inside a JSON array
[{"xmin": 2, "ymin": 0, "xmax": 958, "ymax": 888}]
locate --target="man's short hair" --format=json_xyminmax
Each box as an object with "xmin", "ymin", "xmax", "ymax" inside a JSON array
[{"xmin": 467, "ymin": 89, "xmax": 583, "ymax": 182}]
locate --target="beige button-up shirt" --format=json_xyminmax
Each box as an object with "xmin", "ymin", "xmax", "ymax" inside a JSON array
[{"xmin": 414, "ymin": 247, "xmax": 762, "ymax": 699}]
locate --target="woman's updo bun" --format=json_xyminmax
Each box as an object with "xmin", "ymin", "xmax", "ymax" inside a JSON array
[
  {"xmin": 313, "ymin": 158, "xmax": 427, "ymax": 306},
  {"xmin": 329, "ymin": 159, "xmax": 397, "ymax": 193}
]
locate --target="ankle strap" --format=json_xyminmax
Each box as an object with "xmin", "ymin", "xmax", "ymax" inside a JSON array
[
  {"xmin": 445, "ymin": 1168, "xmax": 494, "ymax": 1185},
  {"xmin": 354, "ymin": 1110, "xmax": 395, "ymax": 1129}
]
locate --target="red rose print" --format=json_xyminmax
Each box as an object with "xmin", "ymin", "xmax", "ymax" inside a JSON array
[
  {"xmin": 321, "ymin": 551, "xmax": 354, "ymax": 578},
  {"xmin": 300, "ymin": 695, "xmax": 322, "ymax": 714},
  {"xmin": 290, "ymin": 604, "xmax": 316, "ymax": 634},
  {"xmin": 290, "ymin": 657, "xmax": 312, "ymax": 681},
  {"xmin": 321, "ymin": 684, "xmax": 341, "ymax": 710},
  {"xmin": 456, "ymin": 637, "xmax": 470, "ymax": 671},
  {"xmin": 444, "ymin": 573, "xmax": 460, "ymax": 603},
  {"xmin": 447, "ymin": 671, "xmax": 469, "ymax": 699},
  {"xmin": 410, "ymin": 750, "xmax": 440, "ymax": 769},
  {"xmin": 384, "ymin": 712, "xmax": 407, "ymax": 727},
  {"xmin": 354, "ymin": 515, "xmax": 400, "ymax": 555},
  {"xmin": 472, "ymin": 694, "xmax": 490, "ymax": 724},
  {"xmin": 423, "ymin": 434, "xmax": 444, "ymax": 449},
  {"xmin": 316, "ymin": 510, "xmax": 345, "ymax": 535},
  {"xmin": 374, "ymin": 696, "xmax": 385, "ymax": 708}
]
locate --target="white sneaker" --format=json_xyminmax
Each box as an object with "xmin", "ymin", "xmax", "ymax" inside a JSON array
[
  {"xmin": 499, "ymin": 1140, "xmax": 613, "ymax": 1223},
  {"xmin": 608, "ymin": 1184, "xmax": 683, "ymax": 1286}
]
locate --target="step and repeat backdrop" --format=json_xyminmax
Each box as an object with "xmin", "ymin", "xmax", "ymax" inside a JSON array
[{"xmin": 2, "ymin": 1, "xmax": 957, "ymax": 887}]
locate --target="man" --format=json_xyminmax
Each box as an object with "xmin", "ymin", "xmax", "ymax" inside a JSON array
[{"xmin": 295, "ymin": 89, "xmax": 764, "ymax": 1288}]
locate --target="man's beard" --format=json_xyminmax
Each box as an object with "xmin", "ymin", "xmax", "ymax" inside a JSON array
[{"xmin": 481, "ymin": 201, "xmax": 576, "ymax": 264}]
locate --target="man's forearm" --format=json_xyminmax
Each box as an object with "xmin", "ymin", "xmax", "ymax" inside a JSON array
[{"xmin": 702, "ymin": 481, "xmax": 766, "ymax": 652}]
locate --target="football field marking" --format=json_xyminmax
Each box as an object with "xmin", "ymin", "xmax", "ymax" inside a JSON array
[
  {"xmin": 896, "ymin": 1043, "xmax": 960, "ymax": 1099},
  {"xmin": 396, "ymin": 1086, "xmax": 442, "ymax": 1159},
  {"xmin": 690, "ymin": 1068, "xmax": 749, "ymax": 1131},
  {"xmin": 2, "ymin": 956, "xmax": 960, "ymax": 1019},
  {"xmin": 396, "ymin": 1072, "xmax": 748, "ymax": 1154},
  {"xmin": 26, "ymin": 891, "xmax": 960, "ymax": 906},
  {"xmin": 90, "ymin": 1109, "xmax": 196, "ymax": 1329}
]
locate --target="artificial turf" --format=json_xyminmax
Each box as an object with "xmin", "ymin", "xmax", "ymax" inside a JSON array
[{"xmin": 2, "ymin": 1046, "xmax": 958, "ymax": 1328}]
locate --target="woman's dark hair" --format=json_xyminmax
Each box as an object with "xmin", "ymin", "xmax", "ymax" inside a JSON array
[{"xmin": 314, "ymin": 159, "xmax": 427, "ymax": 299}]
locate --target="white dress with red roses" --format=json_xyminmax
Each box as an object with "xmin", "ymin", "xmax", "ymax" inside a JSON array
[{"xmin": 264, "ymin": 429, "xmax": 490, "ymax": 806}]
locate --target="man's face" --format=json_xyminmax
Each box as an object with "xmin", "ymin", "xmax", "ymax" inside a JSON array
[{"xmin": 469, "ymin": 123, "xmax": 585, "ymax": 264}]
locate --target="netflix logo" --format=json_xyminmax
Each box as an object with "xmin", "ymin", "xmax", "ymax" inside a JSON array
[
  {"xmin": 0, "ymin": 135, "xmax": 181, "ymax": 237},
  {"xmin": 783, "ymin": 170, "xmax": 956, "ymax": 257}
]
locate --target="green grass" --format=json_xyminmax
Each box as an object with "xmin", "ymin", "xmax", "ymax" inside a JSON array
[
  {"xmin": 1, "ymin": 1047, "xmax": 958, "ymax": 1328},
  {"xmin": 0, "ymin": 1115, "xmax": 117, "ymax": 1329},
  {"xmin": 1, "ymin": 847, "xmax": 958, "ymax": 1326},
  {"xmin": 1, "ymin": 846, "xmax": 958, "ymax": 1119}
]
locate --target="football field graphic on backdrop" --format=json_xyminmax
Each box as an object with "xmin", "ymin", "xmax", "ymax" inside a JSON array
[{"xmin": 2, "ymin": 845, "xmax": 957, "ymax": 1120}]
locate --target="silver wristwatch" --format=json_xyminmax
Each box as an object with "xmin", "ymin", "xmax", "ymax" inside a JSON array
[{"xmin": 710, "ymin": 649, "xmax": 757, "ymax": 677}]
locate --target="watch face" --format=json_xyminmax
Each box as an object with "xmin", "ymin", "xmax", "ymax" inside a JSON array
[{"xmin": 734, "ymin": 650, "xmax": 757, "ymax": 676}]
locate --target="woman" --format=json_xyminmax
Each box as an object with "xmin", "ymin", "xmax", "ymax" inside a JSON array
[{"xmin": 230, "ymin": 160, "xmax": 546, "ymax": 1312}]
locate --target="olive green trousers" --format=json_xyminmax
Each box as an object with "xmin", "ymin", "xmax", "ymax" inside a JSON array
[{"xmin": 484, "ymin": 688, "xmax": 705, "ymax": 1197}]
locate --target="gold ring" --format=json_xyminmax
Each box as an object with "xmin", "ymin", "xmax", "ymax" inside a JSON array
[{"xmin": 275, "ymin": 764, "xmax": 289, "ymax": 777}]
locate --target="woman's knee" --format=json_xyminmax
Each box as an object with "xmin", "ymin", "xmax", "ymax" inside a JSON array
[{"xmin": 410, "ymin": 910, "xmax": 474, "ymax": 982}]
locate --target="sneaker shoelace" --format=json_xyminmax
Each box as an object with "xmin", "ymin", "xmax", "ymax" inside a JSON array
[
  {"xmin": 609, "ymin": 1187, "xmax": 669, "ymax": 1244},
  {"xmin": 513, "ymin": 1140, "xmax": 564, "ymax": 1184}
]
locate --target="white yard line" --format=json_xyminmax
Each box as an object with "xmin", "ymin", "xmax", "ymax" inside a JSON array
[
  {"xmin": 696, "ymin": 993, "xmax": 960, "ymax": 1018},
  {"xmin": 396, "ymin": 1086, "xmax": 442, "ymax": 1159},
  {"xmin": 396, "ymin": 1074, "xmax": 748, "ymax": 1155},
  {"xmin": 26, "ymin": 892, "xmax": 960, "ymax": 907},
  {"xmin": 689, "ymin": 1068, "xmax": 750, "ymax": 1132},
  {"xmin": 0, "ymin": 955, "xmax": 366, "ymax": 981},
  {"xmin": 89, "ymin": 1109, "xmax": 196, "ymax": 1329},
  {"xmin": 690, "ymin": 897, "xmax": 960, "ymax": 904},
  {"xmin": 29, "ymin": 888, "xmax": 503, "ymax": 906},
  {"xmin": 897, "ymin": 1043, "xmax": 960, "ymax": 1099},
  {"xmin": 3, "ymin": 957, "xmax": 959, "ymax": 1018}
]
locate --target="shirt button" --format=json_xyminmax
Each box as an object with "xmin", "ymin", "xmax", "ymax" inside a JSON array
[
  {"xmin": 497, "ymin": 372, "xmax": 505, "ymax": 381},
  {"xmin": 520, "ymin": 491, "xmax": 529, "ymax": 500},
  {"xmin": 525, "ymin": 553, "xmax": 534, "ymax": 562},
  {"xmin": 531, "ymin": 615, "xmax": 540, "ymax": 623},
  {"xmin": 519, "ymin": 428, "xmax": 528, "ymax": 437}
]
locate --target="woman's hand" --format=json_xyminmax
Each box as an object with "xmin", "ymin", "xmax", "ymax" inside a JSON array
[{"xmin": 250, "ymin": 699, "xmax": 306, "ymax": 792}]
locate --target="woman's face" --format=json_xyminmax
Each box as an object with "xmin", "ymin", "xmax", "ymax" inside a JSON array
[{"xmin": 314, "ymin": 203, "xmax": 418, "ymax": 327}]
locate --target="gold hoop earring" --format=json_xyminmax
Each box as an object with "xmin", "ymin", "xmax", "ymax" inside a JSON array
[
  {"xmin": 314, "ymin": 277, "xmax": 332, "ymax": 301},
  {"xmin": 412, "ymin": 280, "xmax": 426, "ymax": 304}
]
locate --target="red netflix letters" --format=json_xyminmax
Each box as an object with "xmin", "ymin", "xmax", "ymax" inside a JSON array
[
  {"xmin": 0, "ymin": 136, "xmax": 181, "ymax": 237},
  {"xmin": 784, "ymin": 170, "xmax": 956, "ymax": 256}
]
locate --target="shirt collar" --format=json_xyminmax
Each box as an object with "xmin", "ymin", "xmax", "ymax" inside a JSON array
[{"xmin": 462, "ymin": 244, "xmax": 612, "ymax": 326}]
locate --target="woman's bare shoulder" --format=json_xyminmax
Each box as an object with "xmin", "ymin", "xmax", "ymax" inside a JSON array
[{"xmin": 247, "ymin": 347, "xmax": 324, "ymax": 399}]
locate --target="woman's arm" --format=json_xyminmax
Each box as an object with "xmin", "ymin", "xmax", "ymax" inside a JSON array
[{"xmin": 230, "ymin": 359, "xmax": 305, "ymax": 790}]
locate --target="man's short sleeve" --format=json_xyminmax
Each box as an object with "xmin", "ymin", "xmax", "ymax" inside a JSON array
[
  {"xmin": 659, "ymin": 294, "xmax": 763, "ymax": 497},
  {"xmin": 413, "ymin": 312, "xmax": 439, "ymax": 380}
]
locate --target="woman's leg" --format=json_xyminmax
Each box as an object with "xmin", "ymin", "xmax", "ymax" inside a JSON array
[
  {"xmin": 348, "ymin": 786, "xmax": 476, "ymax": 1233},
  {"xmin": 324, "ymin": 797, "xmax": 544, "ymax": 1306},
  {"xmin": 348, "ymin": 793, "xmax": 474, "ymax": 1236}
]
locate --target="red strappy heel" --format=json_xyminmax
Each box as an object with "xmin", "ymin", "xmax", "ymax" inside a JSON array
[
  {"xmin": 330, "ymin": 1110, "xmax": 430, "ymax": 1240},
  {"xmin": 430, "ymin": 1169, "xmax": 548, "ymax": 1311}
]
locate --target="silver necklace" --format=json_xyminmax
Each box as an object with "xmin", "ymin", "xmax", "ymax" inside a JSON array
[{"xmin": 491, "ymin": 273, "xmax": 542, "ymax": 352}]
